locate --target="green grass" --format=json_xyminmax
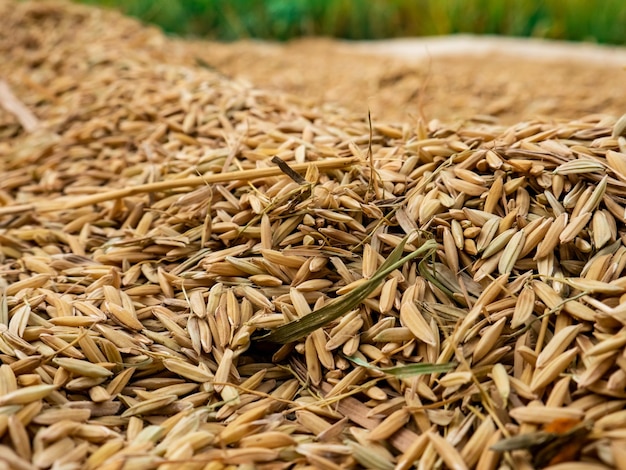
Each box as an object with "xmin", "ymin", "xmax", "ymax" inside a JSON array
[{"xmin": 74, "ymin": 0, "xmax": 626, "ymax": 45}]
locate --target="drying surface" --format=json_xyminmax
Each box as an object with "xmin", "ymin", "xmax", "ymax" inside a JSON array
[
  {"xmin": 188, "ymin": 36, "xmax": 626, "ymax": 125},
  {"xmin": 1, "ymin": 2, "xmax": 626, "ymax": 469}
]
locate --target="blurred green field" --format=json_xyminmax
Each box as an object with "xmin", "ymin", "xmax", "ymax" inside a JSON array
[{"xmin": 75, "ymin": 0, "xmax": 626, "ymax": 45}]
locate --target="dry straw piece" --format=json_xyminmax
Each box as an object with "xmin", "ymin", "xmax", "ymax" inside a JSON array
[{"xmin": 1, "ymin": 1, "xmax": 626, "ymax": 469}]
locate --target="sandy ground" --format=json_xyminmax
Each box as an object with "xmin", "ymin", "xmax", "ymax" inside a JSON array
[{"xmin": 182, "ymin": 35, "xmax": 626, "ymax": 124}]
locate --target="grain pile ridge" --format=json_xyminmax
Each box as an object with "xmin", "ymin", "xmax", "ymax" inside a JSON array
[{"xmin": 1, "ymin": 1, "xmax": 626, "ymax": 469}]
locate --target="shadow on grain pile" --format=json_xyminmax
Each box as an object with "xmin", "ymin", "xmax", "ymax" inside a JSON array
[{"xmin": 1, "ymin": 1, "xmax": 626, "ymax": 469}]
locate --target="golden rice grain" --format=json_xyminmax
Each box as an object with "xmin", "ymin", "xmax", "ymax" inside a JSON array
[
  {"xmin": 509, "ymin": 404, "xmax": 584, "ymax": 424},
  {"xmin": 367, "ymin": 408, "xmax": 410, "ymax": 441},
  {"xmin": 427, "ymin": 431, "xmax": 468, "ymax": 470},
  {"xmin": 400, "ymin": 301, "xmax": 436, "ymax": 346},
  {"xmin": 535, "ymin": 324, "xmax": 583, "ymax": 368},
  {"xmin": 511, "ymin": 284, "xmax": 536, "ymax": 328},
  {"xmin": 162, "ymin": 360, "xmax": 214, "ymax": 383},
  {"xmin": 239, "ymin": 431, "xmax": 296, "ymax": 449},
  {"xmin": 460, "ymin": 417, "xmax": 495, "ymax": 468},
  {"xmin": 0, "ymin": 384, "xmax": 57, "ymax": 406},
  {"xmin": 346, "ymin": 439, "xmax": 395, "ymax": 470},
  {"xmin": 52, "ymin": 358, "xmax": 114, "ymax": 379},
  {"xmin": 530, "ymin": 348, "xmax": 579, "ymax": 392}
]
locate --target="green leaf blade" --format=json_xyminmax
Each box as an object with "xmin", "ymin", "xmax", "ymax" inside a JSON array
[{"xmin": 259, "ymin": 237, "xmax": 437, "ymax": 344}]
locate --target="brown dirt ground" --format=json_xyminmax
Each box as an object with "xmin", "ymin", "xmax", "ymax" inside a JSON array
[{"xmin": 179, "ymin": 36, "xmax": 626, "ymax": 125}]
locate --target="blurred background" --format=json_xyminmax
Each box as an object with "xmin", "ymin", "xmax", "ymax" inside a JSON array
[{"xmin": 74, "ymin": 0, "xmax": 626, "ymax": 44}]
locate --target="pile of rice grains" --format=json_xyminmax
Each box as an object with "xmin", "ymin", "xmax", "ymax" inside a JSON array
[{"xmin": 1, "ymin": 2, "xmax": 626, "ymax": 469}]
